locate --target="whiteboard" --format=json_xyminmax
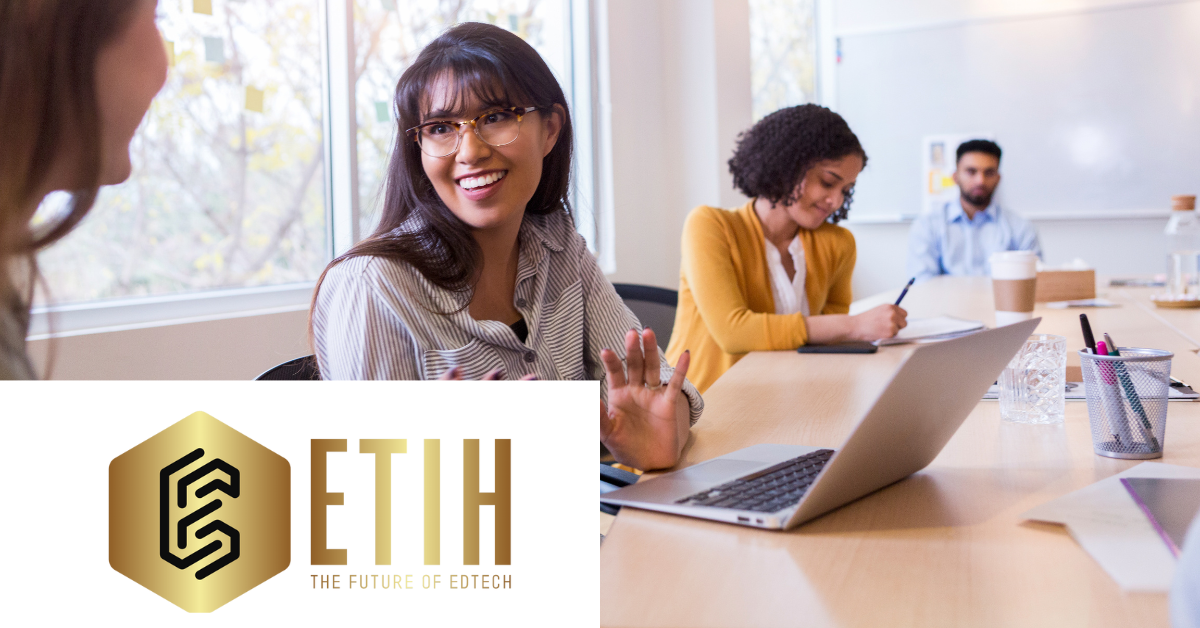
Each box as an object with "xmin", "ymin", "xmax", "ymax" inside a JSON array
[{"xmin": 835, "ymin": 1, "xmax": 1200, "ymax": 219}]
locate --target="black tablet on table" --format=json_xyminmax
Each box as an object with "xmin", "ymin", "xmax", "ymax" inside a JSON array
[{"xmin": 795, "ymin": 342, "xmax": 878, "ymax": 354}]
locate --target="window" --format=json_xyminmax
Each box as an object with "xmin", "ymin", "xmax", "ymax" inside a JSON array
[
  {"xmin": 32, "ymin": 0, "xmax": 595, "ymax": 332},
  {"xmin": 35, "ymin": 0, "xmax": 328, "ymax": 305},
  {"xmin": 749, "ymin": 0, "xmax": 818, "ymax": 121}
]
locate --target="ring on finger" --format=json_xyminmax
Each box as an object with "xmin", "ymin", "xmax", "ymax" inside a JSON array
[{"xmin": 645, "ymin": 380, "xmax": 664, "ymax": 390}]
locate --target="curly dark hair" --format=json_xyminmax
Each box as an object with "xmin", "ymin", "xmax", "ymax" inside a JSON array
[{"xmin": 728, "ymin": 104, "xmax": 867, "ymax": 224}]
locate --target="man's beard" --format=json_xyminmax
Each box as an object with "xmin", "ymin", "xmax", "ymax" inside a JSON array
[{"xmin": 962, "ymin": 189, "xmax": 993, "ymax": 207}]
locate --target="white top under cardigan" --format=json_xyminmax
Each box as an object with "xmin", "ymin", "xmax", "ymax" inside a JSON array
[{"xmin": 763, "ymin": 235, "xmax": 811, "ymax": 316}]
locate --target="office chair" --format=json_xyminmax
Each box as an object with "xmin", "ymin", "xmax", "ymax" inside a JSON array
[
  {"xmin": 255, "ymin": 355, "xmax": 320, "ymax": 380},
  {"xmin": 612, "ymin": 283, "xmax": 678, "ymax": 351}
]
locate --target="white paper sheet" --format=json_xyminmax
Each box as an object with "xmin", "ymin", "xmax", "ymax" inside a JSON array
[
  {"xmin": 1022, "ymin": 462, "xmax": 1200, "ymax": 591},
  {"xmin": 873, "ymin": 316, "xmax": 985, "ymax": 346}
]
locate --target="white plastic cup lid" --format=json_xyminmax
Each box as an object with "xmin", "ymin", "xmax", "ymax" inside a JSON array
[
  {"xmin": 991, "ymin": 251, "xmax": 1038, "ymax": 279},
  {"xmin": 990, "ymin": 250, "xmax": 1038, "ymax": 264}
]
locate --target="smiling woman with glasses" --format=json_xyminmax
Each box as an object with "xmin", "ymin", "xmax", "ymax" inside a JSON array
[{"xmin": 310, "ymin": 22, "xmax": 702, "ymax": 471}]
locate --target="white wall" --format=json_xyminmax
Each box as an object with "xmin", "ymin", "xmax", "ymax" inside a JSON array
[
  {"xmin": 834, "ymin": 0, "xmax": 1174, "ymax": 32},
  {"xmin": 602, "ymin": 0, "xmax": 752, "ymax": 289},
  {"xmin": 833, "ymin": 0, "xmax": 1185, "ymax": 297}
]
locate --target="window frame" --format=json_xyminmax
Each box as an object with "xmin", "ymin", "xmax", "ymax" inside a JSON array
[{"xmin": 30, "ymin": 0, "xmax": 608, "ymax": 336}]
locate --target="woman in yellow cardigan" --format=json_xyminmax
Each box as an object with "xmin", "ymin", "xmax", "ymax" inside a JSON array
[{"xmin": 665, "ymin": 105, "xmax": 907, "ymax": 392}]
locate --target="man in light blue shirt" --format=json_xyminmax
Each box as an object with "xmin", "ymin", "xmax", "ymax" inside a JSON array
[{"xmin": 907, "ymin": 139, "xmax": 1042, "ymax": 283}]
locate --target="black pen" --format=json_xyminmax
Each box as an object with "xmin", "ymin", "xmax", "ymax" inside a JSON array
[
  {"xmin": 1080, "ymin": 314, "xmax": 1097, "ymax": 353},
  {"xmin": 895, "ymin": 277, "xmax": 915, "ymax": 306}
]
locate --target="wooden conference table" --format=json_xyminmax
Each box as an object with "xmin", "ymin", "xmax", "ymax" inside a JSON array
[{"xmin": 600, "ymin": 276, "xmax": 1200, "ymax": 628}]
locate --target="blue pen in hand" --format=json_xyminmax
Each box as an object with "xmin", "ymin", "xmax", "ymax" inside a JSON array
[{"xmin": 895, "ymin": 277, "xmax": 915, "ymax": 307}]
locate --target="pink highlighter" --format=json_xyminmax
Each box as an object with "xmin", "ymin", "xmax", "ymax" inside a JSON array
[
  {"xmin": 1095, "ymin": 339, "xmax": 1135, "ymax": 447},
  {"xmin": 1096, "ymin": 341, "xmax": 1116, "ymax": 384}
]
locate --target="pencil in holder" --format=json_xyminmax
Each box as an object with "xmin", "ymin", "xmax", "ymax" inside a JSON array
[{"xmin": 1079, "ymin": 348, "xmax": 1173, "ymax": 459}]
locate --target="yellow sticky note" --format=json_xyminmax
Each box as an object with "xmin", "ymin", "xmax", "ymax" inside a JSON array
[
  {"xmin": 245, "ymin": 86, "xmax": 264, "ymax": 113},
  {"xmin": 194, "ymin": 0, "xmax": 213, "ymax": 15},
  {"xmin": 164, "ymin": 40, "xmax": 175, "ymax": 67}
]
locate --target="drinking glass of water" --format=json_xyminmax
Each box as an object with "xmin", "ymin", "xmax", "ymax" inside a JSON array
[{"xmin": 999, "ymin": 334, "xmax": 1067, "ymax": 424}]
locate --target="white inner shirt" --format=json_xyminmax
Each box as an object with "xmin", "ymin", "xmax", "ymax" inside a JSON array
[{"xmin": 764, "ymin": 235, "xmax": 810, "ymax": 316}]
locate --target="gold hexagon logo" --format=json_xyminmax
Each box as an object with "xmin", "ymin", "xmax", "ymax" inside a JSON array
[{"xmin": 110, "ymin": 411, "xmax": 290, "ymax": 612}]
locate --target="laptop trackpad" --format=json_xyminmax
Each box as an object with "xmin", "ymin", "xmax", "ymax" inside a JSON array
[
  {"xmin": 671, "ymin": 459, "xmax": 765, "ymax": 488},
  {"xmin": 607, "ymin": 457, "xmax": 773, "ymax": 504}
]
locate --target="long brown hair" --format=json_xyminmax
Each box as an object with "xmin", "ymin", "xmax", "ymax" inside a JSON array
[
  {"xmin": 310, "ymin": 22, "xmax": 574, "ymax": 320},
  {"xmin": 0, "ymin": 0, "xmax": 141, "ymax": 295}
]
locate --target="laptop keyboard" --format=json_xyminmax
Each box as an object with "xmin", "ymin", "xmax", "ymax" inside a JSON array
[{"xmin": 674, "ymin": 449, "xmax": 834, "ymax": 513}]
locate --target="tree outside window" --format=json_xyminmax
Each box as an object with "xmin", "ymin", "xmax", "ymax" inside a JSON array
[
  {"xmin": 749, "ymin": 0, "xmax": 817, "ymax": 122},
  {"xmin": 36, "ymin": 0, "xmax": 327, "ymax": 305}
]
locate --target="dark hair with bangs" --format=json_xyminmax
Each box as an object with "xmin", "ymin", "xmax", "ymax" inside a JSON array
[
  {"xmin": 312, "ymin": 21, "xmax": 573, "ymax": 315},
  {"xmin": 727, "ymin": 104, "xmax": 866, "ymax": 224}
]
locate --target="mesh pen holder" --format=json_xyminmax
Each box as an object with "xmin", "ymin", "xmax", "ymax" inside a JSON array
[{"xmin": 1079, "ymin": 348, "xmax": 1173, "ymax": 460}]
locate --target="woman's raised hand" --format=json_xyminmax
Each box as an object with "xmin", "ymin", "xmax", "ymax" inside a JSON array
[{"xmin": 599, "ymin": 328, "xmax": 691, "ymax": 471}]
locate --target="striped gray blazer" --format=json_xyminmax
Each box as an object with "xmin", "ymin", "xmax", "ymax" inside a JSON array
[{"xmin": 312, "ymin": 210, "xmax": 703, "ymax": 424}]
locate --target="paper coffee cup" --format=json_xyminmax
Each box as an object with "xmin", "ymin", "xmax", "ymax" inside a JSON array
[{"xmin": 991, "ymin": 251, "xmax": 1038, "ymax": 324}]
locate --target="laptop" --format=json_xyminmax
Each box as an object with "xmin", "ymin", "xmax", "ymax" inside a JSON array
[{"xmin": 600, "ymin": 318, "xmax": 1041, "ymax": 530}]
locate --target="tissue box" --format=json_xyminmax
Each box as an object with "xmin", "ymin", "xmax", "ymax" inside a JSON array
[{"xmin": 1035, "ymin": 269, "xmax": 1096, "ymax": 302}]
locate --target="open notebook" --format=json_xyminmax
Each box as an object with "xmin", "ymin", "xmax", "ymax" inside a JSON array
[{"xmin": 874, "ymin": 316, "xmax": 985, "ymax": 346}]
